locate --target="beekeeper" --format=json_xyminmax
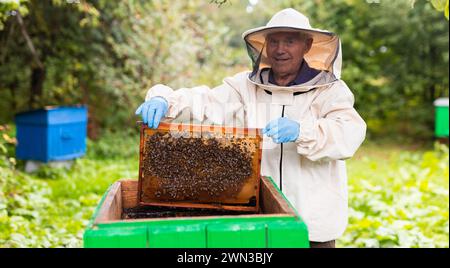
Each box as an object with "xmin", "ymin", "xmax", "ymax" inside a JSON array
[{"xmin": 135, "ymin": 8, "xmax": 366, "ymax": 248}]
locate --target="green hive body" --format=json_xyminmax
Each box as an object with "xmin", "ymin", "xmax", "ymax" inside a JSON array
[
  {"xmin": 83, "ymin": 177, "xmax": 309, "ymax": 248},
  {"xmin": 434, "ymin": 98, "xmax": 449, "ymax": 138}
]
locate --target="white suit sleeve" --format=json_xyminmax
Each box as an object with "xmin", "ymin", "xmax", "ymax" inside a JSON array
[
  {"xmin": 295, "ymin": 83, "xmax": 367, "ymax": 161},
  {"xmin": 144, "ymin": 80, "xmax": 245, "ymax": 126}
]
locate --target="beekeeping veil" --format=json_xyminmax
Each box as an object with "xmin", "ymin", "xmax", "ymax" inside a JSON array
[{"xmin": 242, "ymin": 8, "xmax": 342, "ymax": 81}]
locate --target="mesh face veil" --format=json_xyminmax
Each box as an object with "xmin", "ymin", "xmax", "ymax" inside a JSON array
[
  {"xmin": 242, "ymin": 9, "xmax": 343, "ymax": 81},
  {"xmin": 245, "ymin": 40, "xmax": 266, "ymax": 80}
]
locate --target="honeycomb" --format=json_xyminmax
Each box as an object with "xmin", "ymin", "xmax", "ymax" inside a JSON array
[{"xmin": 138, "ymin": 123, "xmax": 262, "ymax": 211}]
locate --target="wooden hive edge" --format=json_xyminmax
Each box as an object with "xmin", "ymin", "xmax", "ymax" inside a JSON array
[{"xmin": 93, "ymin": 176, "xmax": 297, "ymax": 225}]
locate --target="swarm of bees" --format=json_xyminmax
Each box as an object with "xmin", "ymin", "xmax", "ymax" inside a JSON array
[{"xmin": 142, "ymin": 131, "xmax": 254, "ymax": 202}]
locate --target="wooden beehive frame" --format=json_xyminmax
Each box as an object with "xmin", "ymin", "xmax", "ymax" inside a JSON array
[
  {"xmin": 137, "ymin": 122, "xmax": 263, "ymax": 212},
  {"xmin": 94, "ymin": 176, "xmax": 296, "ymax": 224}
]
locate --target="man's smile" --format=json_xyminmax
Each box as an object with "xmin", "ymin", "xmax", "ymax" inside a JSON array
[{"xmin": 273, "ymin": 57, "xmax": 291, "ymax": 63}]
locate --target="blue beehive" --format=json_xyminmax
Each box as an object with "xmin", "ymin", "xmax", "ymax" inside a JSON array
[{"xmin": 15, "ymin": 105, "xmax": 88, "ymax": 162}]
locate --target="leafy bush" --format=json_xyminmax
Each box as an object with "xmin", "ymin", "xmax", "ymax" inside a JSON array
[
  {"xmin": 0, "ymin": 166, "xmax": 83, "ymax": 248},
  {"xmin": 0, "ymin": 125, "xmax": 16, "ymax": 168},
  {"xmin": 86, "ymin": 128, "xmax": 139, "ymax": 160},
  {"xmin": 340, "ymin": 143, "xmax": 449, "ymax": 248},
  {"xmin": 0, "ymin": 126, "xmax": 138, "ymax": 247}
]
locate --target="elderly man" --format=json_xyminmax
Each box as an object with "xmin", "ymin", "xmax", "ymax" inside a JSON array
[{"xmin": 135, "ymin": 8, "xmax": 366, "ymax": 248}]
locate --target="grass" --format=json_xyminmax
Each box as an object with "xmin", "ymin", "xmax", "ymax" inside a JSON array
[{"xmin": 1, "ymin": 127, "xmax": 448, "ymax": 248}]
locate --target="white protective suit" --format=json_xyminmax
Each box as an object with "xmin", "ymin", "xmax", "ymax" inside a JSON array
[{"xmin": 144, "ymin": 8, "xmax": 367, "ymax": 242}]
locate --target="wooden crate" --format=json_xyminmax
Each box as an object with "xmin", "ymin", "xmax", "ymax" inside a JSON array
[{"xmin": 83, "ymin": 176, "xmax": 309, "ymax": 248}]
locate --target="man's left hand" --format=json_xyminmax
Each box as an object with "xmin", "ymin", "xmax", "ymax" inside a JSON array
[{"xmin": 263, "ymin": 117, "xmax": 300, "ymax": 144}]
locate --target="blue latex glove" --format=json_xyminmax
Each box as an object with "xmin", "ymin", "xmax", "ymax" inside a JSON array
[
  {"xmin": 263, "ymin": 117, "xmax": 300, "ymax": 144},
  {"xmin": 135, "ymin": 97, "xmax": 168, "ymax": 129}
]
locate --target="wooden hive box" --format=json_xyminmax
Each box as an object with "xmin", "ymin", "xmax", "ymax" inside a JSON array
[{"xmin": 83, "ymin": 176, "xmax": 309, "ymax": 248}]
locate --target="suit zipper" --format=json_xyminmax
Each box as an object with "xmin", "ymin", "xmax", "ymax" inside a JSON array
[{"xmin": 280, "ymin": 105, "xmax": 285, "ymax": 192}]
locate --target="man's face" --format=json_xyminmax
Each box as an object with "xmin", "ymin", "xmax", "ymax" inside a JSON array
[{"xmin": 266, "ymin": 32, "xmax": 312, "ymax": 77}]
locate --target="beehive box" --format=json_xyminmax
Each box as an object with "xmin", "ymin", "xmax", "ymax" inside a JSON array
[
  {"xmin": 434, "ymin": 98, "xmax": 449, "ymax": 138},
  {"xmin": 83, "ymin": 176, "xmax": 309, "ymax": 248},
  {"xmin": 15, "ymin": 105, "xmax": 87, "ymax": 162},
  {"xmin": 138, "ymin": 123, "xmax": 262, "ymax": 212}
]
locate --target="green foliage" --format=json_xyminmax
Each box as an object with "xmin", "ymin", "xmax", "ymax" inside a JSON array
[
  {"xmin": 0, "ymin": 126, "xmax": 138, "ymax": 247},
  {"xmin": 0, "ymin": 0, "xmax": 28, "ymax": 30},
  {"xmin": 273, "ymin": 0, "xmax": 449, "ymax": 140},
  {"xmin": 0, "ymin": 124, "xmax": 16, "ymax": 168},
  {"xmin": 339, "ymin": 142, "xmax": 449, "ymax": 248},
  {"xmin": 0, "ymin": 0, "xmax": 238, "ymax": 132},
  {"xmin": 0, "ymin": 165, "xmax": 86, "ymax": 247},
  {"xmin": 1, "ymin": 0, "xmax": 448, "ymax": 139},
  {"xmin": 422, "ymin": 0, "xmax": 449, "ymax": 19},
  {"xmin": 85, "ymin": 128, "xmax": 139, "ymax": 159}
]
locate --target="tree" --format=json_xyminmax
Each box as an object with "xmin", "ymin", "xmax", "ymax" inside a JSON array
[
  {"xmin": 1, "ymin": 0, "xmax": 448, "ymax": 140},
  {"xmin": 0, "ymin": 0, "xmax": 235, "ymax": 138},
  {"xmin": 274, "ymin": 0, "xmax": 449, "ymax": 139},
  {"xmin": 422, "ymin": 0, "xmax": 449, "ymax": 19}
]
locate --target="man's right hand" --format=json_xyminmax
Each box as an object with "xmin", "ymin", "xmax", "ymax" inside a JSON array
[{"xmin": 135, "ymin": 97, "xmax": 168, "ymax": 129}]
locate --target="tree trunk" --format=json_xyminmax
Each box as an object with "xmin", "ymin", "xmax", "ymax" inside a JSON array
[
  {"xmin": 9, "ymin": 82, "xmax": 17, "ymax": 112},
  {"xmin": 29, "ymin": 67, "xmax": 45, "ymax": 109},
  {"xmin": 81, "ymin": 80, "xmax": 100, "ymax": 140}
]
